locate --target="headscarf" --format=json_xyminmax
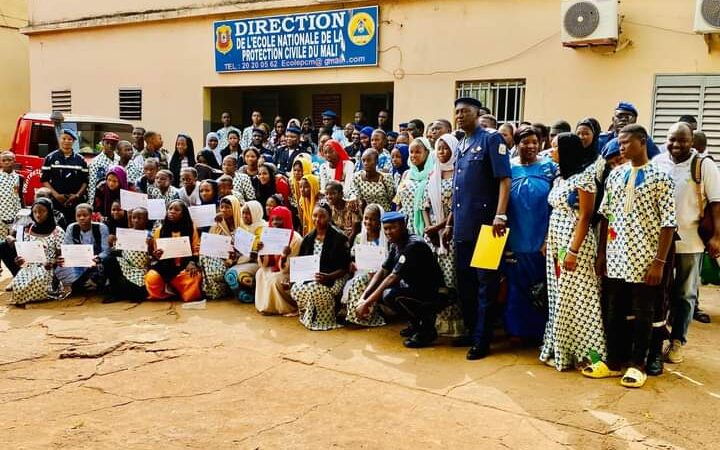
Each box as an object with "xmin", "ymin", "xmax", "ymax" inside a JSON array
[
  {"xmin": 169, "ymin": 134, "xmax": 196, "ymax": 187},
  {"xmin": 360, "ymin": 126, "xmax": 374, "ymax": 139},
  {"xmin": 98, "ymin": 166, "xmax": 128, "ymax": 217},
  {"xmin": 408, "ymin": 137, "xmax": 435, "ymax": 236},
  {"xmin": 299, "ymin": 174, "xmax": 320, "ymax": 235},
  {"xmin": 268, "ymin": 206, "xmax": 294, "ymax": 271},
  {"xmin": 291, "ymin": 156, "xmax": 313, "ymax": 206},
  {"xmin": 199, "ymin": 179, "xmax": 220, "ymax": 206},
  {"xmin": 214, "ymin": 195, "xmax": 243, "ymax": 235},
  {"xmin": 325, "ymin": 139, "xmax": 350, "ymax": 182},
  {"xmin": 359, "ymin": 203, "xmax": 387, "ymax": 248},
  {"xmin": 576, "ymin": 118, "xmax": 601, "ymax": 153},
  {"xmin": 204, "ymin": 132, "xmax": 219, "ymax": 151},
  {"xmin": 428, "ymin": 134, "xmax": 458, "ymax": 254},
  {"xmin": 557, "ymin": 133, "xmax": 596, "ymax": 180},
  {"xmin": 392, "ymin": 144, "xmax": 410, "ymax": 177},
  {"xmin": 253, "ymin": 163, "xmax": 278, "ymax": 208},
  {"xmin": 30, "ymin": 197, "xmax": 56, "ymax": 235},
  {"xmin": 241, "ymin": 200, "xmax": 267, "ymax": 235},
  {"xmin": 160, "ymin": 199, "xmax": 195, "ymax": 238}
]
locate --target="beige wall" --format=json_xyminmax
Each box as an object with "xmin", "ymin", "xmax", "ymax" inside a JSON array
[
  {"xmin": 25, "ymin": 0, "xmax": 720, "ymax": 147},
  {"xmin": 1, "ymin": 0, "xmax": 29, "ymax": 149}
]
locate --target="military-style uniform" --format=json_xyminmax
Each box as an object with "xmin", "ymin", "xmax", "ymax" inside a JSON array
[
  {"xmin": 40, "ymin": 149, "xmax": 89, "ymax": 223},
  {"xmin": 452, "ymin": 126, "xmax": 511, "ymax": 346}
]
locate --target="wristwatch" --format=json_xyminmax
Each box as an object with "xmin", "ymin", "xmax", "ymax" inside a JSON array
[{"xmin": 495, "ymin": 214, "xmax": 507, "ymax": 222}]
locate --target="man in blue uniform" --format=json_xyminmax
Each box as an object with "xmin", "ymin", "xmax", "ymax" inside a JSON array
[
  {"xmin": 597, "ymin": 101, "xmax": 660, "ymax": 158},
  {"xmin": 451, "ymin": 97, "xmax": 511, "ymax": 360},
  {"xmin": 40, "ymin": 128, "xmax": 89, "ymax": 224}
]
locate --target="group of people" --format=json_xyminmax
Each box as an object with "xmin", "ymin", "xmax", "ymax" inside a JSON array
[{"xmin": 0, "ymin": 99, "xmax": 716, "ymax": 390}]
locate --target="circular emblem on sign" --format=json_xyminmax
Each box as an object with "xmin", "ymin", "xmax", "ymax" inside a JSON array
[
  {"xmin": 216, "ymin": 24, "xmax": 233, "ymax": 55},
  {"xmin": 347, "ymin": 12, "xmax": 375, "ymax": 46}
]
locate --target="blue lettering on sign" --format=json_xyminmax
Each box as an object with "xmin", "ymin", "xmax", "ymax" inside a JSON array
[{"xmin": 214, "ymin": 6, "xmax": 378, "ymax": 72}]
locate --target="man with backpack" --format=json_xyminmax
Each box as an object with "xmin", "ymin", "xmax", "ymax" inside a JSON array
[
  {"xmin": 55, "ymin": 203, "xmax": 110, "ymax": 295},
  {"xmin": 655, "ymin": 122, "xmax": 720, "ymax": 364}
]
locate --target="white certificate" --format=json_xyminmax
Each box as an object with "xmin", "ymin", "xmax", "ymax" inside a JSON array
[
  {"xmin": 355, "ymin": 244, "xmax": 387, "ymax": 272},
  {"xmin": 147, "ymin": 198, "xmax": 167, "ymax": 220},
  {"xmin": 199, "ymin": 232, "xmax": 232, "ymax": 259},
  {"xmin": 61, "ymin": 244, "xmax": 95, "ymax": 268},
  {"xmin": 258, "ymin": 227, "xmax": 292, "ymax": 255},
  {"xmin": 120, "ymin": 189, "xmax": 148, "ymax": 211},
  {"xmin": 155, "ymin": 236, "xmax": 192, "ymax": 260},
  {"xmin": 289, "ymin": 254, "xmax": 320, "ymax": 283},
  {"xmin": 15, "ymin": 241, "xmax": 46, "ymax": 264},
  {"xmin": 115, "ymin": 228, "xmax": 149, "ymax": 252},
  {"xmin": 233, "ymin": 228, "xmax": 255, "ymax": 256},
  {"xmin": 189, "ymin": 204, "xmax": 217, "ymax": 228}
]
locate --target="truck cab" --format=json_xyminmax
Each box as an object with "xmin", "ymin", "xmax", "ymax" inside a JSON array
[{"xmin": 10, "ymin": 113, "xmax": 134, "ymax": 204}]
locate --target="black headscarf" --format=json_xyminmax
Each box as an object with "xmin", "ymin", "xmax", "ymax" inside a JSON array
[
  {"xmin": 252, "ymin": 163, "xmax": 278, "ymax": 208},
  {"xmin": 576, "ymin": 117, "xmax": 602, "ymax": 152},
  {"xmin": 169, "ymin": 134, "xmax": 197, "ymax": 187},
  {"xmin": 557, "ymin": 133, "xmax": 597, "ymax": 180},
  {"xmin": 199, "ymin": 179, "xmax": 219, "ymax": 206},
  {"xmin": 30, "ymin": 197, "xmax": 57, "ymax": 235},
  {"xmin": 159, "ymin": 200, "xmax": 195, "ymax": 238}
]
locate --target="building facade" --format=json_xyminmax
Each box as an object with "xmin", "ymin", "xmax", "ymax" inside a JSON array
[
  {"xmin": 1, "ymin": 0, "xmax": 29, "ymax": 149},
  {"xmin": 23, "ymin": 0, "xmax": 720, "ymax": 155}
]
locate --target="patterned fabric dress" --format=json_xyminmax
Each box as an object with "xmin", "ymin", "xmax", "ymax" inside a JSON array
[
  {"xmin": 148, "ymin": 185, "xmax": 180, "ymax": 206},
  {"xmin": 124, "ymin": 161, "xmax": 144, "ymax": 186},
  {"xmin": 344, "ymin": 236, "xmax": 386, "ymax": 327},
  {"xmin": 352, "ymin": 172, "xmax": 396, "ymax": 212},
  {"xmin": 540, "ymin": 166, "xmax": 606, "ymax": 371},
  {"xmin": 0, "ymin": 171, "xmax": 22, "ymax": 240},
  {"xmin": 290, "ymin": 239, "xmax": 346, "ymax": 330},
  {"xmin": 88, "ymin": 152, "xmax": 120, "ymax": 205},
  {"xmin": 11, "ymin": 226, "xmax": 65, "ymax": 305},
  {"xmin": 119, "ymin": 249, "xmax": 150, "ymax": 287},
  {"xmin": 233, "ymin": 173, "xmax": 256, "ymax": 203},
  {"xmin": 395, "ymin": 173, "xmax": 421, "ymax": 234},
  {"xmin": 422, "ymin": 177, "xmax": 465, "ymax": 337},
  {"xmin": 200, "ymin": 254, "xmax": 229, "ymax": 299},
  {"xmin": 331, "ymin": 200, "xmax": 361, "ymax": 238}
]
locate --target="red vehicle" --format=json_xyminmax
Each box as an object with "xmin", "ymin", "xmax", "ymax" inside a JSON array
[{"xmin": 10, "ymin": 112, "xmax": 134, "ymax": 204}]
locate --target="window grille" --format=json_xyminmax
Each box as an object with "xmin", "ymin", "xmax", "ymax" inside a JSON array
[{"xmin": 456, "ymin": 80, "xmax": 526, "ymax": 126}]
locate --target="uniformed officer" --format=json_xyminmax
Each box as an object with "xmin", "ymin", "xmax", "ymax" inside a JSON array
[
  {"xmin": 275, "ymin": 126, "xmax": 308, "ymax": 175},
  {"xmin": 450, "ymin": 97, "xmax": 511, "ymax": 360},
  {"xmin": 597, "ymin": 101, "xmax": 660, "ymax": 158},
  {"xmin": 355, "ymin": 211, "xmax": 446, "ymax": 348},
  {"xmin": 40, "ymin": 128, "xmax": 89, "ymax": 224}
]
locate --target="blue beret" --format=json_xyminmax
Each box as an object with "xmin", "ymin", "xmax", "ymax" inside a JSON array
[
  {"xmin": 601, "ymin": 137, "xmax": 621, "ymax": 160},
  {"xmin": 615, "ymin": 101, "xmax": 638, "ymax": 116},
  {"xmin": 321, "ymin": 110, "xmax": 337, "ymax": 118},
  {"xmin": 360, "ymin": 126, "xmax": 375, "ymax": 137},
  {"xmin": 62, "ymin": 128, "xmax": 78, "ymax": 141},
  {"xmin": 286, "ymin": 125, "xmax": 302, "ymax": 135},
  {"xmin": 455, "ymin": 97, "xmax": 483, "ymax": 109},
  {"xmin": 399, "ymin": 122, "xmax": 408, "ymax": 128},
  {"xmin": 387, "ymin": 131, "xmax": 399, "ymax": 138},
  {"xmin": 251, "ymin": 127, "xmax": 267, "ymax": 136},
  {"xmin": 382, "ymin": 211, "xmax": 406, "ymax": 224}
]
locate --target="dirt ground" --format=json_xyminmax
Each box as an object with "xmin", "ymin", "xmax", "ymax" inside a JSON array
[{"xmin": 0, "ymin": 271, "xmax": 718, "ymax": 450}]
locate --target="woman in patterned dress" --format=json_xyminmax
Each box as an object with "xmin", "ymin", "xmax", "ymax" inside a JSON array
[
  {"xmin": 390, "ymin": 144, "xmax": 410, "ymax": 189},
  {"xmin": 289, "ymin": 156, "xmax": 313, "ymax": 209},
  {"xmin": 290, "ymin": 203, "xmax": 351, "ymax": 330},
  {"xmin": 325, "ymin": 181, "xmax": 360, "ymax": 240},
  {"xmin": 252, "ymin": 163, "xmax": 290, "ymax": 216},
  {"xmin": 200, "ymin": 195, "xmax": 241, "ymax": 300},
  {"xmin": 319, "ymin": 139, "xmax": 354, "ymax": 195},
  {"xmin": 422, "ymin": 133, "xmax": 465, "ymax": 337},
  {"xmin": 9, "ymin": 198, "xmax": 65, "ymax": 306},
  {"xmin": 145, "ymin": 200, "xmax": 203, "ymax": 302},
  {"xmin": 344, "ymin": 203, "xmax": 388, "ymax": 327},
  {"xmin": 103, "ymin": 207, "xmax": 151, "ymax": 303},
  {"xmin": 395, "ymin": 138, "xmax": 434, "ymax": 235},
  {"xmin": 225, "ymin": 200, "xmax": 266, "ymax": 303},
  {"xmin": 370, "ymin": 129, "xmax": 393, "ymax": 173},
  {"xmin": 540, "ymin": 133, "xmax": 606, "ymax": 371},
  {"xmin": 352, "ymin": 148, "xmax": 397, "ymax": 212},
  {"xmin": 504, "ymin": 127, "xmax": 556, "ymax": 343},
  {"xmin": 255, "ymin": 206, "xmax": 303, "ymax": 315}
]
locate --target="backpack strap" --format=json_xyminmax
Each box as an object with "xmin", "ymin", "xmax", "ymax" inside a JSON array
[
  {"xmin": 691, "ymin": 154, "xmax": 709, "ymax": 219},
  {"xmin": 71, "ymin": 223, "xmax": 82, "ymax": 244},
  {"xmin": 91, "ymin": 223, "xmax": 102, "ymax": 256}
]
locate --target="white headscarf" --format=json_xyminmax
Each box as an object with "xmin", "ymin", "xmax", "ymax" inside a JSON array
[
  {"xmin": 428, "ymin": 133, "xmax": 459, "ymax": 254},
  {"xmin": 359, "ymin": 203, "xmax": 387, "ymax": 248}
]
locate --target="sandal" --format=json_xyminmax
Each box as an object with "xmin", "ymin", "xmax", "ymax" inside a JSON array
[
  {"xmin": 620, "ymin": 367, "xmax": 647, "ymax": 388},
  {"xmin": 581, "ymin": 361, "xmax": 622, "ymax": 379}
]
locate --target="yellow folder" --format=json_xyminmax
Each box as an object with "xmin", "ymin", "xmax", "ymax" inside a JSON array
[{"xmin": 470, "ymin": 225, "xmax": 510, "ymax": 270}]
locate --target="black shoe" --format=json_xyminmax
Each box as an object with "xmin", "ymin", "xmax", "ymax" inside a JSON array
[
  {"xmin": 694, "ymin": 309, "xmax": 711, "ymax": 324},
  {"xmin": 102, "ymin": 296, "xmax": 119, "ymax": 304},
  {"xmin": 399, "ymin": 324, "xmax": 416, "ymax": 337},
  {"xmin": 646, "ymin": 353, "xmax": 664, "ymax": 376},
  {"xmin": 451, "ymin": 336, "xmax": 473, "ymax": 347},
  {"xmin": 403, "ymin": 329, "xmax": 438, "ymax": 348},
  {"xmin": 466, "ymin": 344, "xmax": 490, "ymax": 360}
]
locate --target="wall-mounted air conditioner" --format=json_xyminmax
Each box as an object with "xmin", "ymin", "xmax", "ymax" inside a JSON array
[{"xmin": 561, "ymin": 0, "xmax": 619, "ymax": 47}]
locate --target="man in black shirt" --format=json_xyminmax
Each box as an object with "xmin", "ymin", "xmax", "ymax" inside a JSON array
[
  {"xmin": 275, "ymin": 126, "xmax": 307, "ymax": 175},
  {"xmin": 40, "ymin": 128, "xmax": 89, "ymax": 224},
  {"xmin": 355, "ymin": 212, "xmax": 446, "ymax": 348}
]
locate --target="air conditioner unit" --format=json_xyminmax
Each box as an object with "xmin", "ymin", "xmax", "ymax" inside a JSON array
[
  {"xmin": 695, "ymin": 0, "xmax": 720, "ymax": 34},
  {"xmin": 561, "ymin": 0, "xmax": 619, "ymax": 47}
]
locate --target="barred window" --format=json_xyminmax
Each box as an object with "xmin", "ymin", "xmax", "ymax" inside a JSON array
[
  {"xmin": 51, "ymin": 90, "xmax": 71, "ymax": 113},
  {"xmin": 119, "ymin": 88, "xmax": 142, "ymax": 121},
  {"xmin": 456, "ymin": 80, "xmax": 526, "ymax": 126}
]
